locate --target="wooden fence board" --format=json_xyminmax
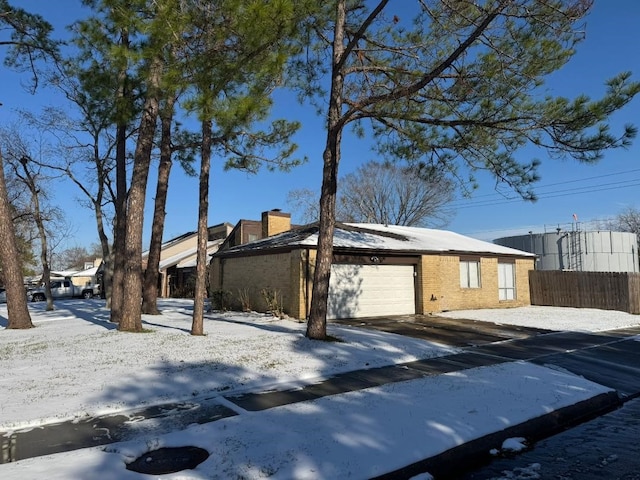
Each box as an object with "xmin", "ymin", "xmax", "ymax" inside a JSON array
[{"xmin": 529, "ymin": 270, "xmax": 640, "ymax": 314}]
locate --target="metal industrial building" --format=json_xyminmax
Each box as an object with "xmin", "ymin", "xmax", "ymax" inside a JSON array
[{"xmin": 494, "ymin": 228, "xmax": 639, "ymax": 273}]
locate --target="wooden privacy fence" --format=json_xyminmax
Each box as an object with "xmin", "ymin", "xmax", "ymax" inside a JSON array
[{"xmin": 529, "ymin": 270, "xmax": 640, "ymax": 314}]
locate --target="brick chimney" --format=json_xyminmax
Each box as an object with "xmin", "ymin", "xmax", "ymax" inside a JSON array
[{"xmin": 261, "ymin": 209, "xmax": 291, "ymax": 238}]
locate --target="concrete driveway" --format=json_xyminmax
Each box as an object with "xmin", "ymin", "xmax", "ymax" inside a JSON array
[
  {"xmin": 332, "ymin": 314, "xmax": 552, "ymax": 347},
  {"xmin": 333, "ymin": 314, "xmax": 640, "ymax": 400}
]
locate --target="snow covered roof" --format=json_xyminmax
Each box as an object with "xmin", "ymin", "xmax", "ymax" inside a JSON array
[
  {"xmin": 158, "ymin": 240, "xmax": 223, "ymax": 270},
  {"xmin": 216, "ymin": 223, "xmax": 536, "ymax": 257},
  {"xmin": 51, "ymin": 270, "xmax": 79, "ymax": 278},
  {"xmin": 71, "ymin": 265, "xmax": 100, "ymax": 277}
]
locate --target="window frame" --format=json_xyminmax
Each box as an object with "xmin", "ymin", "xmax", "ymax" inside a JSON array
[
  {"xmin": 459, "ymin": 258, "xmax": 481, "ymax": 289},
  {"xmin": 498, "ymin": 260, "xmax": 516, "ymax": 301}
]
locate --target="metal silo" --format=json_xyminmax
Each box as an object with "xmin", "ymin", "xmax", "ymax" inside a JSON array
[{"xmin": 494, "ymin": 228, "xmax": 639, "ymax": 273}]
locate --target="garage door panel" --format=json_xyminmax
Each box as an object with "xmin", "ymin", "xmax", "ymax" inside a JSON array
[{"xmin": 328, "ymin": 264, "xmax": 415, "ymax": 319}]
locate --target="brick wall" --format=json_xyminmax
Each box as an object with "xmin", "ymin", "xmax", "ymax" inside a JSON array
[
  {"xmin": 515, "ymin": 258, "xmax": 534, "ymax": 305},
  {"xmin": 261, "ymin": 210, "xmax": 291, "ymax": 238},
  {"xmin": 288, "ymin": 249, "xmax": 314, "ymax": 319},
  {"xmin": 419, "ymin": 255, "xmax": 442, "ymax": 313},
  {"xmin": 211, "ymin": 250, "xmax": 534, "ymax": 318},
  {"xmin": 420, "ymin": 254, "xmax": 534, "ymax": 313},
  {"xmin": 211, "ymin": 252, "xmax": 299, "ymax": 316}
]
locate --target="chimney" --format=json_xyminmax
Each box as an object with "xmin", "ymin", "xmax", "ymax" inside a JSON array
[{"xmin": 261, "ymin": 209, "xmax": 291, "ymax": 238}]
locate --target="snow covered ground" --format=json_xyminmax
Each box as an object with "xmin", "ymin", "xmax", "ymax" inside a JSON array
[
  {"xmin": 438, "ymin": 305, "xmax": 640, "ymax": 332},
  {"xmin": 0, "ymin": 301, "xmax": 638, "ymax": 479}
]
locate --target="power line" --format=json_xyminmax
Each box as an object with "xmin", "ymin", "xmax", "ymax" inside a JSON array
[
  {"xmin": 451, "ymin": 168, "xmax": 640, "ymax": 208},
  {"xmin": 453, "ymin": 177, "xmax": 640, "ymax": 209}
]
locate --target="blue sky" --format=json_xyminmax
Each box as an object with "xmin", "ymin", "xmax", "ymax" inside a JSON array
[{"xmin": 3, "ymin": 1, "xmax": 640, "ymax": 251}]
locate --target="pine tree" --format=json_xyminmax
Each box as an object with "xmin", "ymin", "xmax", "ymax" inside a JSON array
[{"xmin": 303, "ymin": 0, "xmax": 640, "ymax": 339}]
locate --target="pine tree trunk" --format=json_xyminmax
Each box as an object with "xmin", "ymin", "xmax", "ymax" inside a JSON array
[
  {"xmin": 0, "ymin": 152, "xmax": 33, "ymax": 329},
  {"xmin": 306, "ymin": 0, "xmax": 346, "ymax": 340},
  {"xmin": 119, "ymin": 56, "xmax": 162, "ymax": 332},
  {"xmin": 110, "ymin": 121, "xmax": 127, "ymax": 322},
  {"xmin": 191, "ymin": 118, "xmax": 212, "ymax": 336},
  {"xmin": 142, "ymin": 96, "xmax": 175, "ymax": 315},
  {"xmin": 110, "ymin": 30, "xmax": 130, "ymax": 324}
]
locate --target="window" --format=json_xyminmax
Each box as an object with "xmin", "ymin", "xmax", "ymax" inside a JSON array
[
  {"xmin": 248, "ymin": 233, "xmax": 259, "ymax": 242},
  {"xmin": 498, "ymin": 262, "xmax": 516, "ymax": 300},
  {"xmin": 460, "ymin": 260, "xmax": 481, "ymax": 288}
]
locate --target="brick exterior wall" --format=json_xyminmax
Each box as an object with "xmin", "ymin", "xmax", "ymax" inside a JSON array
[
  {"xmin": 514, "ymin": 258, "xmax": 534, "ymax": 305},
  {"xmin": 261, "ymin": 210, "xmax": 291, "ymax": 238},
  {"xmin": 210, "ymin": 252, "xmax": 297, "ymax": 315},
  {"xmin": 420, "ymin": 254, "xmax": 534, "ymax": 313},
  {"xmin": 211, "ymin": 250, "xmax": 534, "ymax": 319}
]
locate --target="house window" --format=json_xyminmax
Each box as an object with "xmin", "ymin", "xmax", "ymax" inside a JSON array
[
  {"xmin": 498, "ymin": 262, "xmax": 516, "ymax": 300},
  {"xmin": 248, "ymin": 233, "xmax": 258, "ymax": 242},
  {"xmin": 460, "ymin": 259, "xmax": 480, "ymax": 288}
]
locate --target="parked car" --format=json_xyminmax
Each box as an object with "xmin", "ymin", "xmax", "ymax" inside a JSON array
[
  {"xmin": 28, "ymin": 279, "xmax": 100, "ymax": 302},
  {"xmin": 0, "ymin": 288, "xmax": 6, "ymax": 304}
]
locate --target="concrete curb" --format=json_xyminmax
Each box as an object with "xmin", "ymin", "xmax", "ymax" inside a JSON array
[{"xmin": 372, "ymin": 390, "xmax": 622, "ymax": 480}]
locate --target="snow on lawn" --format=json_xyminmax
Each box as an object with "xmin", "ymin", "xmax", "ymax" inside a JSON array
[
  {"xmin": 0, "ymin": 299, "xmax": 457, "ymax": 429},
  {"xmin": 438, "ymin": 305, "xmax": 640, "ymax": 332},
  {"xmin": 0, "ymin": 300, "xmax": 638, "ymax": 479},
  {"xmin": 0, "ymin": 361, "xmax": 613, "ymax": 480}
]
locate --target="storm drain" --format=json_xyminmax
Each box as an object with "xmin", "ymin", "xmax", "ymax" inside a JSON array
[{"xmin": 126, "ymin": 446, "xmax": 210, "ymax": 475}]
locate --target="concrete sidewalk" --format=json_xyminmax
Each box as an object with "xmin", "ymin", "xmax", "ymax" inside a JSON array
[{"xmin": 2, "ymin": 324, "xmax": 639, "ymax": 477}]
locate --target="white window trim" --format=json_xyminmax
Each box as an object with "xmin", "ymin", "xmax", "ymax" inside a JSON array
[
  {"xmin": 460, "ymin": 259, "xmax": 481, "ymax": 289},
  {"xmin": 498, "ymin": 262, "xmax": 516, "ymax": 301}
]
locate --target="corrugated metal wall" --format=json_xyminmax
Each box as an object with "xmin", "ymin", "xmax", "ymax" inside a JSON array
[{"xmin": 495, "ymin": 231, "xmax": 639, "ymax": 273}]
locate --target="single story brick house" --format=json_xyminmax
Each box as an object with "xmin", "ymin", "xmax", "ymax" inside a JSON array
[{"xmin": 209, "ymin": 213, "xmax": 536, "ymax": 320}]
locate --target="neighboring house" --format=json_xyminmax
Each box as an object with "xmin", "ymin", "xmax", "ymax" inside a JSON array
[
  {"xmin": 495, "ymin": 228, "xmax": 639, "ymax": 273},
  {"xmin": 210, "ymin": 215, "xmax": 536, "ymax": 320},
  {"xmin": 218, "ymin": 209, "xmax": 293, "ymax": 250},
  {"xmin": 142, "ymin": 223, "xmax": 233, "ymax": 298},
  {"xmin": 70, "ymin": 259, "xmax": 102, "ymax": 289}
]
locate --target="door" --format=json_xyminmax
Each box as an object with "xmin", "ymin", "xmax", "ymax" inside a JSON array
[{"xmin": 327, "ymin": 264, "xmax": 416, "ymax": 319}]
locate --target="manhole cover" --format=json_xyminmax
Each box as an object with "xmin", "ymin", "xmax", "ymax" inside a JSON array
[{"xmin": 126, "ymin": 446, "xmax": 210, "ymax": 475}]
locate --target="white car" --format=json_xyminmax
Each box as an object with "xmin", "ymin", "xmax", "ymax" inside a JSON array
[{"xmin": 0, "ymin": 288, "xmax": 6, "ymax": 304}]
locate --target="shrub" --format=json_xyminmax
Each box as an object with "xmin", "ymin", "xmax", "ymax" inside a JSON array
[
  {"xmin": 260, "ymin": 287, "xmax": 284, "ymax": 318},
  {"xmin": 237, "ymin": 288, "xmax": 252, "ymax": 312},
  {"xmin": 210, "ymin": 289, "xmax": 232, "ymax": 311}
]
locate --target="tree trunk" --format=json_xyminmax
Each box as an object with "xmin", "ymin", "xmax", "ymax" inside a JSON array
[
  {"xmin": 94, "ymin": 190, "xmax": 111, "ymax": 303},
  {"xmin": 191, "ymin": 118, "xmax": 212, "ymax": 336},
  {"xmin": 306, "ymin": 1, "xmax": 346, "ymax": 340},
  {"xmin": 92, "ymin": 134, "xmax": 113, "ymax": 306},
  {"xmin": 142, "ymin": 95, "xmax": 176, "ymax": 315},
  {"xmin": 110, "ymin": 120, "xmax": 126, "ymax": 321},
  {"xmin": 119, "ymin": 56, "xmax": 162, "ymax": 332},
  {"xmin": 20, "ymin": 159, "xmax": 54, "ymax": 312},
  {"xmin": 110, "ymin": 30, "xmax": 130, "ymax": 323},
  {"xmin": 0, "ymin": 151, "xmax": 33, "ymax": 329}
]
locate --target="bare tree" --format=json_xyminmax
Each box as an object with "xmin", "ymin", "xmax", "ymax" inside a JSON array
[
  {"xmin": 606, "ymin": 206, "xmax": 640, "ymax": 243},
  {"xmin": 289, "ymin": 161, "xmax": 455, "ymax": 227},
  {"xmin": 14, "ymin": 154, "xmax": 55, "ymax": 310},
  {"xmin": 54, "ymin": 244, "xmax": 101, "ymax": 271},
  {"xmin": 0, "ymin": 127, "xmax": 64, "ymax": 311},
  {"xmin": 286, "ymin": 188, "xmax": 319, "ymax": 224},
  {"xmin": 0, "ymin": 0, "xmax": 60, "ymax": 328}
]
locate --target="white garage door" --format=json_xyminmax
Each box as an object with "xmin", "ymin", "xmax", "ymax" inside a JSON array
[{"xmin": 327, "ymin": 264, "xmax": 416, "ymax": 319}]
